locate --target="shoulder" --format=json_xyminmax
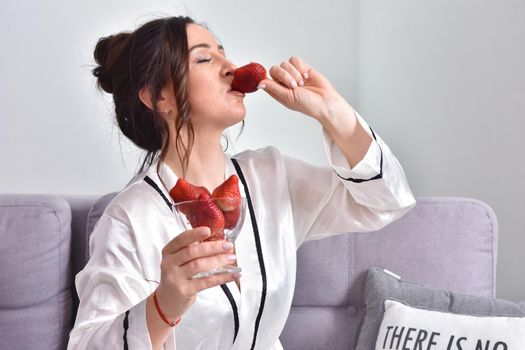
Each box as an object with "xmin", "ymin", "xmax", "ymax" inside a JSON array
[
  {"xmin": 102, "ymin": 167, "xmax": 168, "ymax": 224},
  {"xmin": 230, "ymin": 146, "xmax": 292, "ymax": 194},
  {"xmin": 233, "ymin": 145, "xmax": 284, "ymax": 169},
  {"xmin": 235, "ymin": 145, "xmax": 281, "ymax": 158}
]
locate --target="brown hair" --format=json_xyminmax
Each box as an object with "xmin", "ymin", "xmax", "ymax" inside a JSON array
[{"xmin": 92, "ymin": 16, "xmax": 197, "ymax": 178}]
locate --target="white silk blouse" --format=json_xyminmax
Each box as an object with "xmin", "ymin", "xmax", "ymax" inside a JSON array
[{"xmin": 67, "ymin": 110, "xmax": 416, "ymax": 350}]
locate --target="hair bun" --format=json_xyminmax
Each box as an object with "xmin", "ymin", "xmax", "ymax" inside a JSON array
[{"xmin": 92, "ymin": 33, "xmax": 131, "ymax": 94}]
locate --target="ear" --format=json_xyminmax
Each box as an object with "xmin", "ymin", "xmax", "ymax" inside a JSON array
[
  {"xmin": 138, "ymin": 84, "xmax": 177, "ymax": 113},
  {"xmin": 138, "ymin": 85, "xmax": 155, "ymax": 111}
]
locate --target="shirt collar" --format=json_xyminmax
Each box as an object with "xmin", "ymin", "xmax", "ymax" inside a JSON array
[{"xmin": 156, "ymin": 160, "xmax": 178, "ymax": 193}]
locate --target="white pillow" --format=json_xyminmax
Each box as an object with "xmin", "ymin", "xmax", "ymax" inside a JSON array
[{"xmin": 375, "ymin": 299, "xmax": 525, "ymax": 350}]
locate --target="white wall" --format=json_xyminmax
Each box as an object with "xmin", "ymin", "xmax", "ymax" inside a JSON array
[
  {"xmin": 1, "ymin": 0, "xmax": 523, "ymax": 301},
  {"xmin": 357, "ymin": 0, "xmax": 525, "ymax": 302},
  {"xmin": 0, "ymin": 0, "xmax": 357, "ymax": 195}
]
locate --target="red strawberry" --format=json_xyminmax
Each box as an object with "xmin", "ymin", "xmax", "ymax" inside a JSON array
[
  {"xmin": 223, "ymin": 205, "xmax": 241, "ymax": 230},
  {"xmin": 170, "ymin": 179, "xmax": 211, "ymax": 216},
  {"xmin": 170, "ymin": 178, "xmax": 203, "ymax": 203},
  {"xmin": 212, "ymin": 175, "xmax": 241, "ymax": 211},
  {"xmin": 186, "ymin": 193, "xmax": 225, "ymax": 240},
  {"xmin": 212, "ymin": 175, "xmax": 241, "ymax": 229},
  {"xmin": 231, "ymin": 62, "xmax": 267, "ymax": 93},
  {"xmin": 199, "ymin": 186, "xmax": 211, "ymax": 196}
]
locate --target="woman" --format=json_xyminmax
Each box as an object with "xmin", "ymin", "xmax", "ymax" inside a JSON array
[{"xmin": 68, "ymin": 15, "xmax": 416, "ymax": 350}]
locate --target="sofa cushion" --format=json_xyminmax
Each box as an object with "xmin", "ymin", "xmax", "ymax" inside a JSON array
[
  {"xmin": 377, "ymin": 300, "xmax": 525, "ymax": 349},
  {"xmin": 356, "ymin": 267, "xmax": 525, "ymax": 349},
  {"xmin": 0, "ymin": 194, "xmax": 72, "ymax": 350}
]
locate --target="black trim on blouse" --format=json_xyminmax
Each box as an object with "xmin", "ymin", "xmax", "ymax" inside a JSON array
[
  {"xmin": 144, "ymin": 176, "xmax": 173, "ymax": 211},
  {"xmin": 231, "ymin": 158, "xmax": 267, "ymax": 350},
  {"xmin": 220, "ymin": 284, "xmax": 240, "ymax": 343},
  {"xmin": 143, "ymin": 174, "xmax": 241, "ymax": 344},
  {"xmin": 123, "ymin": 310, "xmax": 130, "ymax": 350},
  {"xmin": 335, "ymin": 126, "xmax": 384, "ymax": 183}
]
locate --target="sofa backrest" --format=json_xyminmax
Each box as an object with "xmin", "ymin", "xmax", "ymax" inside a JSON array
[
  {"xmin": 280, "ymin": 197, "xmax": 498, "ymax": 350},
  {"xmin": 0, "ymin": 194, "xmax": 498, "ymax": 350}
]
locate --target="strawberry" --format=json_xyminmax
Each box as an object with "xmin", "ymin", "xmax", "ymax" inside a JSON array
[
  {"xmin": 186, "ymin": 193, "xmax": 225, "ymax": 240},
  {"xmin": 223, "ymin": 205, "xmax": 241, "ymax": 230},
  {"xmin": 231, "ymin": 62, "xmax": 267, "ymax": 93},
  {"xmin": 199, "ymin": 186, "xmax": 211, "ymax": 196},
  {"xmin": 170, "ymin": 176, "xmax": 242, "ymax": 238},
  {"xmin": 212, "ymin": 175, "xmax": 241, "ymax": 211},
  {"xmin": 212, "ymin": 175, "xmax": 241, "ymax": 229},
  {"xmin": 170, "ymin": 178, "xmax": 212, "ymax": 218},
  {"xmin": 170, "ymin": 178, "xmax": 204, "ymax": 203}
]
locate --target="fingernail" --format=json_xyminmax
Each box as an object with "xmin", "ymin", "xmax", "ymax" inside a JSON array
[
  {"xmin": 303, "ymin": 72, "xmax": 309, "ymax": 79},
  {"xmin": 232, "ymin": 272, "xmax": 242, "ymax": 278},
  {"xmin": 257, "ymin": 84, "xmax": 266, "ymax": 89},
  {"xmin": 227, "ymin": 254, "xmax": 237, "ymax": 261},
  {"xmin": 298, "ymin": 79, "xmax": 304, "ymax": 86},
  {"xmin": 222, "ymin": 242, "xmax": 234, "ymax": 250},
  {"xmin": 290, "ymin": 80, "xmax": 298, "ymax": 88}
]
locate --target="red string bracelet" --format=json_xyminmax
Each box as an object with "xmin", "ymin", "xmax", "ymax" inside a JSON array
[{"xmin": 153, "ymin": 289, "xmax": 181, "ymax": 327}]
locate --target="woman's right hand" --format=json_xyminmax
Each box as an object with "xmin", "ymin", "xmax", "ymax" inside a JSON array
[{"xmin": 155, "ymin": 226, "xmax": 239, "ymax": 321}]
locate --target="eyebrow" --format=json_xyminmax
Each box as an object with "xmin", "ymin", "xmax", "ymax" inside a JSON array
[{"xmin": 189, "ymin": 43, "xmax": 225, "ymax": 54}]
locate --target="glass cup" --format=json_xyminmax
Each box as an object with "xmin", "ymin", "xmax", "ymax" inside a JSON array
[{"xmin": 173, "ymin": 197, "xmax": 246, "ymax": 278}]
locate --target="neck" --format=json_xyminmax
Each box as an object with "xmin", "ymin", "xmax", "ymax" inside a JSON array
[{"xmin": 162, "ymin": 125, "xmax": 226, "ymax": 192}]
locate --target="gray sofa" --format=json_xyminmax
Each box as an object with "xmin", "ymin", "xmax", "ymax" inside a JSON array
[{"xmin": 0, "ymin": 194, "xmax": 498, "ymax": 349}]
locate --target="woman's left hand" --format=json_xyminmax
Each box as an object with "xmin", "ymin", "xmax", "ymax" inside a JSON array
[{"xmin": 258, "ymin": 56, "xmax": 351, "ymax": 122}]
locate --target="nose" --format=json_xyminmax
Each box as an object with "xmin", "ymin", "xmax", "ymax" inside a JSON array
[{"xmin": 221, "ymin": 58, "xmax": 237, "ymax": 79}]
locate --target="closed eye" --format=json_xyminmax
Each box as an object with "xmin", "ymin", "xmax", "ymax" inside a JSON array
[{"xmin": 197, "ymin": 58, "xmax": 211, "ymax": 63}]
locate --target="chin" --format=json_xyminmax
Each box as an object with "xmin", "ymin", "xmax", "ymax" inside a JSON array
[
  {"xmin": 230, "ymin": 106, "xmax": 246, "ymax": 122},
  {"xmin": 225, "ymin": 114, "xmax": 246, "ymax": 129}
]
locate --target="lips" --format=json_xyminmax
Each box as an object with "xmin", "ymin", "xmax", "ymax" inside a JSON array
[{"xmin": 228, "ymin": 88, "xmax": 245, "ymax": 97}]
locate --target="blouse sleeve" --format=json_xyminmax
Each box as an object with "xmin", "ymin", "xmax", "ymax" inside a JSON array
[
  {"xmin": 67, "ymin": 213, "xmax": 154, "ymax": 349},
  {"xmin": 288, "ymin": 110, "xmax": 416, "ymax": 247}
]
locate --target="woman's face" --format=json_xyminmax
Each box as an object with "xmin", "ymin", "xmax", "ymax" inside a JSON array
[{"xmin": 185, "ymin": 23, "xmax": 246, "ymax": 130}]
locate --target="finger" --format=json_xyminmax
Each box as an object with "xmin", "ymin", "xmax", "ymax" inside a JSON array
[
  {"xmin": 289, "ymin": 56, "xmax": 312, "ymax": 80},
  {"xmin": 162, "ymin": 226, "xmax": 211, "ymax": 256},
  {"xmin": 180, "ymin": 253, "xmax": 238, "ymax": 278},
  {"xmin": 280, "ymin": 61, "xmax": 303, "ymax": 87},
  {"xmin": 298, "ymin": 66, "xmax": 331, "ymax": 88},
  {"xmin": 269, "ymin": 65, "xmax": 299, "ymax": 89},
  {"xmin": 259, "ymin": 78, "xmax": 294, "ymax": 105},
  {"xmin": 191, "ymin": 272, "xmax": 241, "ymax": 293},
  {"xmin": 172, "ymin": 239, "xmax": 234, "ymax": 266}
]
